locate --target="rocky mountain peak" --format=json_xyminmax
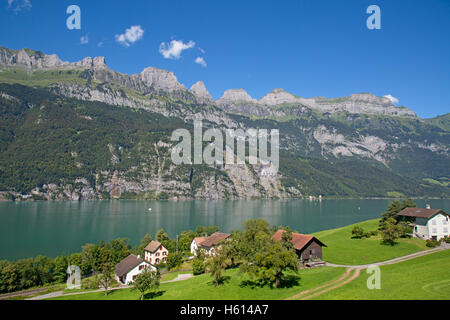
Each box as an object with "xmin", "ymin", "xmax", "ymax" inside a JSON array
[
  {"xmin": 73, "ymin": 56, "xmax": 108, "ymax": 70},
  {"xmin": 190, "ymin": 81, "xmax": 213, "ymax": 104},
  {"xmin": 259, "ymin": 88, "xmax": 301, "ymax": 106},
  {"xmin": 138, "ymin": 66, "xmax": 186, "ymax": 92},
  {"xmin": 217, "ymin": 89, "xmax": 256, "ymax": 105},
  {"xmin": 349, "ymin": 93, "xmax": 393, "ymax": 106}
]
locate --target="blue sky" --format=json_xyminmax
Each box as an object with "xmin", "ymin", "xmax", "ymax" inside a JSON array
[{"xmin": 1, "ymin": 0, "xmax": 449, "ymax": 118}]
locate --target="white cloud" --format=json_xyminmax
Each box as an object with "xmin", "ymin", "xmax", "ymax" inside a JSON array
[
  {"xmin": 80, "ymin": 35, "xmax": 89, "ymax": 45},
  {"xmin": 159, "ymin": 40, "xmax": 195, "ymax": 60},
  {"xmin": 384, "ymin": 94, "xmax": 399, "ymax": 104},
  {"xmin": 115, "ymin": 25, "xmax": 144, "ymax": 47},
  {"xmin": 7, "ymin": 0, "xmax": 31, "ymax": 13},
  {"xmin": 199, "ymin": 47, "xmax": 205, "ymax": 54},
  {"xmin": 195, "ymin": 57, "xmax": 207, "ymax": 68}
]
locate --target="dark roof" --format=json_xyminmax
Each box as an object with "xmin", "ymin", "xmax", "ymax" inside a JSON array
[
  {"xmin": 200, "ymin": 232, "xmax": 231, "ymax": 248},
  {"xmin": 272, "ymin": 230, "xmax": 327, "ymax": 251},
  {"xmin": 397, "ymin": 208, "xmax": 448, "ymax": 219},
  {"xmin": 115, "ymin": 254, "xmax": 144, "ymax": 277},
  {"xmin": 144, "ymin": 240, "xmax": 164, "ymax": 253}
]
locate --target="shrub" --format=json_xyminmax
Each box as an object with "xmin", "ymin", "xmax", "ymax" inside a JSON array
[
  {"xmin": 426, "ymin": 240, "xmax": 440, "ymax": 248},
  {"xmin": 192, "ymin": 257, "xmax": 205, "ymax": 275},
  {"xmin": 351, "ymin": 226, "xmax": 366, "ymax": 239},
  {"xmin": 166, "ymin": 252, "xmax": 183, "ymax": 271}
]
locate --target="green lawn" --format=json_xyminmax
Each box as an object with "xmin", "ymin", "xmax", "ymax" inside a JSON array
[
  {"xmin": 161, "ymin": 271, "xmax": 192, "ymax": 282},
  {"xmin": 314, "ymin": 219, "xmax": 429, "ymax": 265},
  {"xmin": 313, "ymin": 250, "xmax": 450, "ymax": 300},
  {"xmin": 49, "ymin": 267, "xmax": 345, "ymax": 300}
]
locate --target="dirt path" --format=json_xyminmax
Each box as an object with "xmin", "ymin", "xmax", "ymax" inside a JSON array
[
  {"xmin": 0, "ymin": 285, "xmax": 60, "ymax": 300},
  {"xmin": 286, "ymin": 246, "xmax": 448, "ymax": 300},
  {"xmin": 285, "ymin": 268, "xmax": 354, "ymax": 300}
]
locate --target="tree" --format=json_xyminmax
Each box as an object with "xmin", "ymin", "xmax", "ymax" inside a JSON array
[
  {"xmin": 380, "ymin": 199, "xmax": 416, "ymax": 227},
  {"xmin": 53, "ymin": 255, "xmax": 69, "ymax": 283},
  {"xmin": 280, "ymin": 227, "xmax": 294, "ymax": 250},
  {"xmin": 166, "ymin": 251, "xmax": 183, "ymax": 271},
  {"xmin": 155, "ymin": 229, "xmax": 174, "ymax": 252},
  {"xmin": 81, "ymin": 243, "xmax": 100, "ymax": 275},
  {"xmin": 351, "ymin": 226, "xmax": 366, "ymax": 239},
  {"xmin": 380, "ymin": 217, "xmax": 403, "ymax": 245},
  {"xmin": 107, "ymin": 238, "xmax": 132, "ymax": 264},
  {"xmin": 237, "ymin": 219, "xmax": 272, "ymax": 262},
  {"xmin": 135, "ymin": 233, "xmax": 152, "ymax": 257},
  {"xmin": 205, "ymin": 246, "xmax": 230, "ymax": 286},
  {"xmin": 178, "ymin": 231, "xmax": 195, "ymax": 253},
  {"xmin": 192, "ymin": 256, "xmax": 206, "ymax": 275},
  {"xmin": 131, "ymin": 268, "xmax": 161, "ymax": 300},
  {"xmin": 99, "ymin": 262, "xmax": 115, "ymax": 296},
  {"xmin": 241, "ymin": 239, "xmax": 300, "ymax": 288}
]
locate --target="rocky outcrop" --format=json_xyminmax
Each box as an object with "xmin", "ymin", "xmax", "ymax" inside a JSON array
[
  {"xmin": 217, "ymin": 89, "xmax": 257, "ymax": 106},
  {"xmin": 259, "ymin": 88, "xmax": 302, "ymax": 106},
  {"xmin": 190, "ymin": 81, "xmax": 213, "ymax": 104},
  {"xmin": 311, "ymin": 93, "xmax": 417, "ymax": 117},
  {"xmin": 136, "ymin": 67, "xmax": 186, "ymax": 92}
]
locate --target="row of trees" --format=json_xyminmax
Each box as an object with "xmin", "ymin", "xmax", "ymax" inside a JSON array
[{"xmin": 0, "ymin": 225, "xmax": 220, "ymax": 294}]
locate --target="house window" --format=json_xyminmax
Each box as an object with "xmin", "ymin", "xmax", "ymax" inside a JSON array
[
  {"xmin": 156, "ymin": 252, "xmax": 160, "ymax": 257},
  {"xmin": 163, "ymin": 257, "xmax": 166, "ymax": 263},
  {"xmin": 156, "ymin": 258, "xmax": 160, "ymax": 264},
  {"xmin": 414, "ymin": 226, "xmax": 418, "ymax": 232},
  {"xmin": 163, "ymin": 252, "xmax": 167, "ymax": 256},
  {"xmin": 444, "ymin": 227, "xmax": 449, "ymax": 234},
  {"xmin": 139, "ymin": 265, "xmax": 144, "ymax": 270},
  {"xmin": 132, "ymin": 275, "xmax": 137, "ymax": 281}
]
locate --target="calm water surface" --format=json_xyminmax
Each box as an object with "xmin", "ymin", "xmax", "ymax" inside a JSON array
[{"xmin": 0, "ymin": 199, "xmax": 449, "ymax": 260}]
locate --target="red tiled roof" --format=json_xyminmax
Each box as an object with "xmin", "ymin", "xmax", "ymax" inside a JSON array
[
  {"xmin": 397, "ymin": 208, "xmax": 447, "ymax": 219},
  {"xmin": 272, "ymin": 230, "xmax": 327, "ymax": 251},
  {"xmin": 194, "ymin": 237, "xmax": 207, "ymax": 246},
  {"xmin": 200, "ymin": 232, "xmax": 230, "ymax": 248}
]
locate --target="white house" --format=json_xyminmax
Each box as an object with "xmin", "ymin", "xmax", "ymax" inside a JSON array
[
  {"xmin": 190, "ymin": 232, "xmax": 231, "ymax": 256},
  {"xmin": 144, "ymin": 241, "xmax": 169, "ymax": 265},
  {"xmin": 397, "ymin": 207, "xmax": 449, "ymax": 241},
  {"xmin": 115, "ymin": 254, "xmax": 156, "ymax": 285}
]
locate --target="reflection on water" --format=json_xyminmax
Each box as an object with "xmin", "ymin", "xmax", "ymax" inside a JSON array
[{"xmin": 0, "ymin": 199, "xmax": 448, "ymax": 260}]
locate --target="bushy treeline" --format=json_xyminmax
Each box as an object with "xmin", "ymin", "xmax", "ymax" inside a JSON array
[{"xmin": 0, "ymin": 225, "xmax": 219, "ymax": 294}]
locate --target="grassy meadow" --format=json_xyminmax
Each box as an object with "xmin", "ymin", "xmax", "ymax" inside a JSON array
[
  {"xmin": 313, "ymin": 250, "xmax": 450, "ymax": 300},
  {"xmin": 314, "ymin": 219, "xmax": 429, "ymax": 265}
]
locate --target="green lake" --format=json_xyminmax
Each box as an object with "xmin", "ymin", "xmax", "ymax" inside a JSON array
[{"xmin": 1, "ymin": 199, "xmax": 449, "ymax": 261}]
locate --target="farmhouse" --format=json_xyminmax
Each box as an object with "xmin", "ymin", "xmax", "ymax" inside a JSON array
[
  {"xmin": 190, "ymin": 232, "xmax": 231, "ymax": 256},
  {"xmin": 114, "ymin": 254, "xmax": 155, "ymax": 285},
  {"xmin": 397, "ymin": 207, "xmax": 449, "ymax": 240},
  {"xmin": 272, "ymin": 230, "xmax": 327, "ymax": 266},
  {"xmin": 144, "ymin": 240, "xmax": 169, "ymax": 265}
]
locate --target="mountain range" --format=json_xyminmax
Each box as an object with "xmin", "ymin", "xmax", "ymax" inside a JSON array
[{"xmin": 0, "ymin": 46, "xmax": 448, "ymax": 200}]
